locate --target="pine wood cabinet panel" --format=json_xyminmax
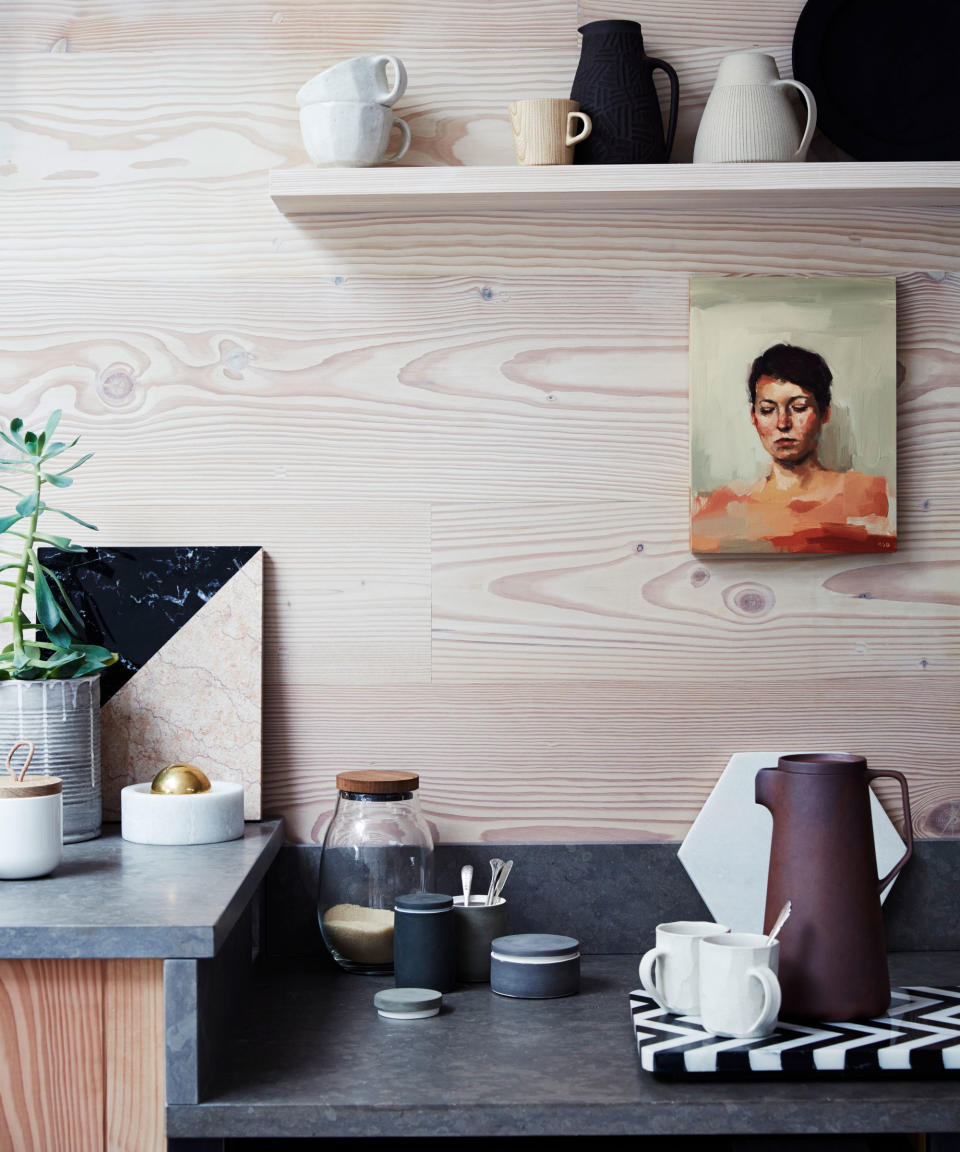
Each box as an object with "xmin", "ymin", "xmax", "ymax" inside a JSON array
[
  {"xmin": 0, "ymin": 959, "xmax": 164, "ymax": 1152},
  {"xmin": 0, "ymin": 959, "xmax": 103, "ymax": 1152},
  {"xmin": 103, "ymin": 960, "xmax": 164, "ymax": 1152}
]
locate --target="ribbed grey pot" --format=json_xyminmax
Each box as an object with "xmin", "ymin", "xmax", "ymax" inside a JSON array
[{"xmin": 0, "ymin": 676, "xmax": 102, "ymax": 842}]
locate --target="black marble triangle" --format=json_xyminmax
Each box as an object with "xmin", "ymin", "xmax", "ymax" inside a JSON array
[{"xmin": 39, "ymin": 546, "xmax": 260, "ymax": 705}]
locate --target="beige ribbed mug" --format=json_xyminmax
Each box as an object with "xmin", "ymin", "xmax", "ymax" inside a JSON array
[{"xmin": 509, "ymin": 98, "xmax": 592, "ymax": 165}]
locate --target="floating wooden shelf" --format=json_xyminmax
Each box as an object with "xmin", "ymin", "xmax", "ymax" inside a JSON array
[{"xmin": 270, "ymin": 162, "xmax": 960, "ymax": 216}]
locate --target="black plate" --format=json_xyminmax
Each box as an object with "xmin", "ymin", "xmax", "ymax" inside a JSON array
[{"xmin": 792, "ymin": 0, "xmax": 960, "ymax": 160}]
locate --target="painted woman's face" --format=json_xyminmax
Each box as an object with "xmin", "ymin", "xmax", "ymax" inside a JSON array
[{"xmin": 750, "ymin": 375, "xmax": 828, "ymax": 466}]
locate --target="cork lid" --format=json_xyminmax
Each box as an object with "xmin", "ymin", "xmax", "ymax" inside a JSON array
[
  {"xmin": 0, "ymin": 741, "xmax": 62, "ymax": 798},
  {"xmin": 336, "ymin": 769, "xmax": 419, "ymax": 794}
]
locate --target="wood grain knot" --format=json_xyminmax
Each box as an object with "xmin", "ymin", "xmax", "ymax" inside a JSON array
[
  {"xmin": 919, "ymin": 801, "xmax": 960, "ymax": 838},
  {"xmin": 690, "ymin": 567, "xmax": 710, "ymax": 587},
  {"xmin": 722, "ymin": 581, "xmax": 775, "ymax": 618},
  {"xmin": 98, "ymin": 363, "xmax": 137, "ymax": 406}
]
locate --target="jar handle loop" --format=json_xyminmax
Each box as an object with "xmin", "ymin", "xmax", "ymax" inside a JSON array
[{"xmin": 5, "ymin": 740, "xmax": 36, "ymax": 782}]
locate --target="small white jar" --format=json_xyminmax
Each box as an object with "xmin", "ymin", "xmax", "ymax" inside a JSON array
[{"xmin": 0, "ymin": 769, "xmax": 63, "ymax": 880}]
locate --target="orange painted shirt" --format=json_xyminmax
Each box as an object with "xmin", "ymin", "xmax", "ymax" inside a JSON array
[{"xmin": 691, "ymin": 470, "xmax": 896, "ymax": 554}]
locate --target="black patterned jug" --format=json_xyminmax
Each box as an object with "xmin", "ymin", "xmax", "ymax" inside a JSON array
[{"xmin": 570, "ymin": 20, "xmax": 679, "ymax": 164}]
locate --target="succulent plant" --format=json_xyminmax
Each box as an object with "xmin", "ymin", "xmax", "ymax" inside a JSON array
[{"xmin": 0, "ymin": 412, "xmax": 118, "ymax": 679}]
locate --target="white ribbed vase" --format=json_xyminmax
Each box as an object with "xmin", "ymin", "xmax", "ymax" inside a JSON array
[
  {"xmin": 694, "ymin": 51, "xmax": 816, "ymax": 163},
  {"xmin": 0, "ymin": 677, "xmax": 102, "ymax": 842}
]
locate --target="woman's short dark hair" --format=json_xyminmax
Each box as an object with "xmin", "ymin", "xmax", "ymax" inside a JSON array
[{"xmin": 748, "ymin": 343, "xmax": 833, "ymax": 413}]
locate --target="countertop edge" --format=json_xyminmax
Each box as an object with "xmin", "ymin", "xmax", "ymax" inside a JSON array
[{"xmin": 0, "ymin": 820, "xmax": 283, "ymax": 960}]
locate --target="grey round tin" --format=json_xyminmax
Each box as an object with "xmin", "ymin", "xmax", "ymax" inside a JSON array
[{"xmin": 490, "ymin": 933, "xmax": 580, "ymax": 999}]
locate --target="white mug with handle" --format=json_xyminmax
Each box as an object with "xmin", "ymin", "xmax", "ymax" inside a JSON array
[
  {"xmin": 297, "ymin": 54, "xmax": 407, "ymax": 108},
  {"xmin": 639, "ymin": 920, "xmax": 730, "ymax": 1016},
  {"xmin": 699, "ymin": 932, "xmax": 781, "ymax": 1038}
]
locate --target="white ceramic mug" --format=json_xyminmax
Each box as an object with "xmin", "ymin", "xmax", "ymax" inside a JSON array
[
  {"xmin": 639, "ymin": 920, "xmax": 729, "ymax": 1015},
  {"xmin": 699, "ymin": 932, "xmax": 781, "ymax": 1038},
  {"xmin": 297, "ymin": 54, "xmax": 407, "ymax": 108},
  {"xmin": 299, "ymin": 101, "xmax": 411, "ymax": 168}
]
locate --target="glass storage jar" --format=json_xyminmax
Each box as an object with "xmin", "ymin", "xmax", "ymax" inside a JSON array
[{"xmin": 318, "ymin": 769, "xmax": 434, "ymax": 974}]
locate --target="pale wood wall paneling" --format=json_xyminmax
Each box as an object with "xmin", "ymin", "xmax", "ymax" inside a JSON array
[
  {"xmin": 1, "ymin": 273, "xmax": 956, "ymax": 501},
  {"xmin": 0, "ymin": 47, "xmax": 580, "ymax": 176},
  {"xmin": 2, "ymin": 46, "xmax": 959, "ymax": 273},
  {"xmin": 1, "ymin": 270, "xmax": 958, "ymax": 839},
  {"xmin": 0, "ymin": 959, "xmax": 104, "ymax": 1152},
  {"xmin": 430, "ymin": 500, "xmax": 960, "ymax": 682},
  {"xmin": 265, "ymin": 678, "xmax": 960, "ymax": 844},
  {"xmin": 103, "ymin": 959, "xmax": 164, "ymax": 1152},
  {"xmin": 2, "ymin": 2, "xmax": 959, "ymax": 845},
  {"xmin": 64, "ymin": 503, "xmax": 433, "ymax": 686},
  {"xmin": 3, "ymin": 0, "xmax": 579, "ymax": 53}
]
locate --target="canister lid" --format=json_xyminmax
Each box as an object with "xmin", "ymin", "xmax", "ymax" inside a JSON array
[
  {"xmin": 0, "ymin": 776, "xmax": 61, "ymax": 799},
  {"xmin": 374, "ymin": 987, "xmax": 442, "ymax": 1018},
  {"xmin": 491, "ymin": 933, "xmax": 579, "ymax": 957},
  {"xmin": 336, "ymin": 770, "xmax": 419, "ymax": 793},
  {"xmin": 395, "ymin": 892, "xmax": 453, "ymax": 912},
  {"xmin": 2, "ymin": 740, "xmax": 61, "ymax": 798}
]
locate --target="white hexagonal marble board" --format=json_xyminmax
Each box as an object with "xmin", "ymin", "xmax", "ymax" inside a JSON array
[{"xmin": 677, "ymin": 751, "xmax": 907, "ymax": 934}]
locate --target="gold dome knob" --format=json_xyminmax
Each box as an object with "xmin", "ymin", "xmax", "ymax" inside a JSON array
[{"xmin": 150, "ymin": 763, "xmax": 212, "ymax": 795}]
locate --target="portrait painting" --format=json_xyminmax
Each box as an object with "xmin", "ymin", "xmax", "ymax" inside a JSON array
[{"xmin": 689, "ymin": 276, "xmax": 897, "ymax": 556}]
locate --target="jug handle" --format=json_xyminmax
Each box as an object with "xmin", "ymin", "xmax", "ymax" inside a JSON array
[
  {"xmin": 773, "ymin": 79, "xmax": 817, "ymax": 161},
  {"xmin": 866, "ymin": 768, "xmax": 914, "ymax": 893},
  {"xmin": 647, "ymin": 57, "xmax": 679, "ymax": 161}
]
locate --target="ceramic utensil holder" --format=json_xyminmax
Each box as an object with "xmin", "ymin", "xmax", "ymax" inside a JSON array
[
  {"xmin": 490, "ymin": 933, "xmax": 580, "ymax": 999},
  {"xmin": 0, "ymin": 741, "xmax": 63, "ymax": 880},
  {"xmin": 453, "ymin": 895, "xmax": 507, "ymax": 982}
]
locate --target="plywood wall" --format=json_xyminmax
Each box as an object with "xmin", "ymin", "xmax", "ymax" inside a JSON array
[{"xmin": 2, "ymin": 1, "xmax": 957, "ymax": 844}]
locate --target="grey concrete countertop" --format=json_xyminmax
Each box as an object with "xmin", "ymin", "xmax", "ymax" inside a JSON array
[
  {"xmin": 167, "ymin": 950, "xmax": 960, "ymax": 1140},
  {"xmin": 0, "ymin": 821, "xmax": 282, "ymax": 959}
]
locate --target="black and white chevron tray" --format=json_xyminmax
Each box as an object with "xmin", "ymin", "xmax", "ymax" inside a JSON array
[{"xmin": 630, "ymin": 986, "xmax": 960, "ymax": 1076}]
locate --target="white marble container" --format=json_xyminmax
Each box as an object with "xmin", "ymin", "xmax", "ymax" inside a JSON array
[{"xmin": 120, "ymin": 781, "xmax": 244, "ymax": 845}]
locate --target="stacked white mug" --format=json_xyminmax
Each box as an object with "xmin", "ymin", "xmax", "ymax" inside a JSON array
[{"xmin": 297, "ymin": 54, "xmax": 410, "ymax": 167}]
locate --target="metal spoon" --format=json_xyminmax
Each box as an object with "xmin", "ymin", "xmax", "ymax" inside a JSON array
[
  {"xmin": 485, "ymin": 858, "xmax": 504, "ymax": 906},
  {"xmin": 461, "ymin": 864, "xmax": 474, "ymax": 907},
  {"xmin": 764, "ymin": 899, "xmax": 791, "ymax": 946},
  {"xmin": 492, "ymin": 859, "xmax": 513, "ymax": 901}
]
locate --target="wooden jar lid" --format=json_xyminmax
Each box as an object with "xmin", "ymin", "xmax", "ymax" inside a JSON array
[
  {"xmin": 0, "ymin": 776, "xmax": 62, "ymax": 799},
  {"xmin": 1, "ymin": 740, "xmax": 62, "ymax": 797},
  {"xmin": 336, "ymin": 769, "xmax": 419, "ymax": 793}
]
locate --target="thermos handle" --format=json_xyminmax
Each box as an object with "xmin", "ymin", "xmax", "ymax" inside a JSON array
[
  {"xmin": 647, "ymin": 57, "xmax": 679, "ymax": 161},
  {"xmin": 773, "ymin": 78, "xmax": 817, "ymax": 160},
  {"xmin": 866, "ymin": 769, "xmax": 914, "ymax": 893}
]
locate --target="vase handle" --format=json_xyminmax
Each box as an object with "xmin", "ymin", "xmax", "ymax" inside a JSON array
[
  {"xmin": 647, "ymin": 57, "xmax": 679, "ymax": 161},
  {"xmin": 774, "ymin": 78, "xmax": 817, "ymax": 160}
]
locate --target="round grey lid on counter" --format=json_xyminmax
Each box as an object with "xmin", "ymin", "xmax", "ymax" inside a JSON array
[
  {"xmin": 395, "ymin": 892, "xmax": 453, "ymax": 912},
  {"xmin": 491, "ymin": 933, "xmax": 579, "ymax": 957},
  {"xmin": 374, "ymin": 987, "xmax": 443, "ymax": 1019}
]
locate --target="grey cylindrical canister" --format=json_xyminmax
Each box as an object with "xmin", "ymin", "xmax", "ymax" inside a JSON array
[
  {"xmin": 490, "ymin": 933, "xmax": 580, "ymax": 999},
  {"xmin": 453, "ymin": 896, "xmax": 507, "ymax": 982},
  {"xmin": 394, "ymin": 892, "xmax": 455, "ymax": 993},
  {"xmin": 0, "ymin": 677, "xmax": 102, "ymax": 843}
]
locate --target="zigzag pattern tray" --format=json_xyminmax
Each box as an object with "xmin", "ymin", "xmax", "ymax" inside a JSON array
[{"xmin": 630, "ymin": 986, "xmax": 960, "ymax": 1076}]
